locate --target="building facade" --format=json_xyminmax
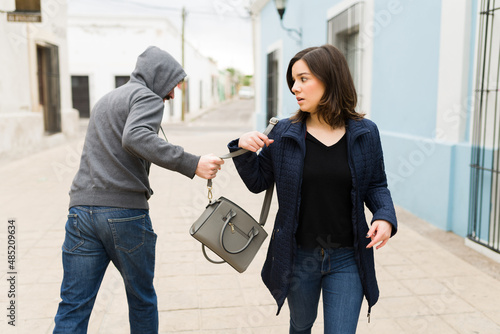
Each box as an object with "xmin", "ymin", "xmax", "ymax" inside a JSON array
[
  {"xmin": 0, "ymin": 0, "xmax": 79, "ymax": 158},
  {"xmin": 67, "ymin": 5, "xmax": 226, "ymax": 122},
  {"xmin": 251, "ymin": 0, "xmax": 500, "ymax": 260}
]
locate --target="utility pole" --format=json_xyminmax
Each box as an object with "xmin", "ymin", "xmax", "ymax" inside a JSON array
[{"xmin": 181, "ymin": 6, "xmax": 186, "ymax": 122}]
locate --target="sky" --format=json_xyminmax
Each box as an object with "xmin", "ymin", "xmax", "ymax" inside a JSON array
[{"xmin": 68, "ymin": 0, "xmax": 254, "ymax": 74}]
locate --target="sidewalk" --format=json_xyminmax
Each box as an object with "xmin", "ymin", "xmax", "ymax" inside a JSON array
[{"xmin": 0, "ymin": 98, "xmax": 499, "ymax": 333}]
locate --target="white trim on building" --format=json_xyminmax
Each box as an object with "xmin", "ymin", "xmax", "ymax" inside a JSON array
[
  {"xmin": 252, "ymin": 12, "xmax": 263, "ymax": 126},
  {"xmin": 435, "ymin": 0, "xmax": 473, "ymax": 143}
]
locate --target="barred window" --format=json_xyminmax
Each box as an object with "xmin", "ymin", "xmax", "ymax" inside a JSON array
[
  {"xmin": 469, "ymin": 0, "xmax": 500, "ymax": 253},
  {"xmin": 327, "ymin": 3, "xmax": 364, "ymax": 110},
  {"xmin": 266, "ymin": 50, "xmax": 279, "ymax": 120}
]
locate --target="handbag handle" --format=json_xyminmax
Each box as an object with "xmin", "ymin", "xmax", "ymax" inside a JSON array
[
  {"xmin": 219, "ymin": 209, "xmax": 259, "ymax": 254},
  {"xmin": 202, "ymin": 244, "xmax": 225, "ymax": 264},
  {"xmin": 207, "ymin": 117, "xmax": 279, "ymax": 227},
  {"xmin": 200, "ymin": 117, "xmax": 279, "ymax": 265}
]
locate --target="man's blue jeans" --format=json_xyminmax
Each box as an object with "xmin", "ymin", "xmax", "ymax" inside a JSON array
[
  {"xmin": 53, "ymin": 206, "xmax": 158, "ymax": 334},
  {"xmin": 287, "ymin": 247, "xmax": 363, "ymax": 334}
]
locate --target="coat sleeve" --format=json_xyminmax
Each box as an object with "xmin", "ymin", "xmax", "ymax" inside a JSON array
[
  {"xmin": 364, "ymin": 125, "xmax": 398, "ymax": 237},
  {"xmin": 227, "ymin": 138, "xmax": 275, "ymax": 194}
]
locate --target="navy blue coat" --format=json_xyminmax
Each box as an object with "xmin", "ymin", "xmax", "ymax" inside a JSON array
[{"xmin": 228, "ymin": 117, "xmax": 397, "ymax": 315}]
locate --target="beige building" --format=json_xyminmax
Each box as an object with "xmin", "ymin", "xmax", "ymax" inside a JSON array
[{"xmin": 0, "ymin": 0, "xmax": 79, "ymax": 158}]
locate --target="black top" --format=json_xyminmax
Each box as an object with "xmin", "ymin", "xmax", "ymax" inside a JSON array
[{"xmin": 296, "ymin": 132, "xmax": 354, "ymax": 249}]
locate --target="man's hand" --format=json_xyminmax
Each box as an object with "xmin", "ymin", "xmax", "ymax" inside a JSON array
[
  {"xmin": 238, "ymin": 131, "xmax": 274, "ymax": 152},
  {"xmin": 195, "ymin": 154, "xmax": 224, "ymax": 179}
]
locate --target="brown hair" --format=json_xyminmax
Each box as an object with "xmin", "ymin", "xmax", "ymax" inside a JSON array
[{"xmin": 287, "ymin": 44, "xmax": 364, "ymax": 127}]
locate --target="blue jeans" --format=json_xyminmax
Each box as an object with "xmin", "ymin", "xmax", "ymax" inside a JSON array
[
  {"xmin": 53, "ymin": 206, "xmax": 158, "ymax": 334},
  {"xmin": 287, "ymin": 247, "xmax": 363, "ymax": 334}
]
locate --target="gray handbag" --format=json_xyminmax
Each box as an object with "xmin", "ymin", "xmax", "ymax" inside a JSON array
[{"xmin": 190, "ymin": 118, "xmax": 278, "ymax": 273}]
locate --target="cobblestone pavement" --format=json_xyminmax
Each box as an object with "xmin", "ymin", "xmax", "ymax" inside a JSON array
[{"xmin": 0, "ymin": 98, "xmax": 499, "ymax": 333}]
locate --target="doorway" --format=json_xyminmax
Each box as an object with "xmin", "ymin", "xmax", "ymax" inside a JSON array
[{"xmin": 37, "ymin": 43, "xmax": 61, "ymax": 133}]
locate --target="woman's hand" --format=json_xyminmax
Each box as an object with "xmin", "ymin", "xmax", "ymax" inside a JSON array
[
  {"xmin": 366, "ymin": 220, "xmax": 393, "ymax": 249},
  {"xmin": 238, "ymin": 131, "xmax": 274, "ymax": 152}
]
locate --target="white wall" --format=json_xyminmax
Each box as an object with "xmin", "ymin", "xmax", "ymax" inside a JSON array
[
  {"xmin": 435, "ymin": 0, "xmax": 473, "ymax": 143},
  {"xmin": 68, "ymin": 13, "xmax": 220, "ymax": 121},
  {"xmin": 0, "ymin": 0, "xmax": 79, "ymax": 157}
]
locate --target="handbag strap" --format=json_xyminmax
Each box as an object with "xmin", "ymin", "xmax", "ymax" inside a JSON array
[
  {"xmin": 207, "ymin": 117, "xmax": 279, "ymax": 227},
  {"xmin": 218, "ymin": 117, "xmax": 279, "ymax": 160}
]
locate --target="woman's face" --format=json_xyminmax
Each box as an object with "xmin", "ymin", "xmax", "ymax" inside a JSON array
[{"xmin": 291, "ymin": 59, "xmax": 325, "ymax": 114}]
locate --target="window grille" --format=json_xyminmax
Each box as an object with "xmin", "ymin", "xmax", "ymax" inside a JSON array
[
  {"xmin": 327, "ymin": 3, "xmax": 363, "ymax": 109},
  {"xmin": 37, "ymin": 43, "xmax": 61, "ymax": 134},
  {"xmin": 115, "ymin": 76, "xmax": 130, "ymax": 88},
  {"xmin": 469, "ymin": 0, "xmax": 500, "ymax": 253},
  {"xmin": 71, "ymin": 76, "xmax": 90, "ymax": 118},
  {"xmin": 266, "ymin": 50, "xmax": 279, "ymax": 120}
]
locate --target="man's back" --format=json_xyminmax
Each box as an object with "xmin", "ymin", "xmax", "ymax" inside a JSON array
[
  {"xmin": 69, "ymin": 46, "xmax": 198, "ymax": 210},
  {"xmin": 54, "ymin": 46, "xmax": 224, "ymax": 334}
]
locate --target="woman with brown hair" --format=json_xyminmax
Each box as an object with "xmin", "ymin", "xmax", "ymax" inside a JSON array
[{"xmin": 228, "ymin": 44, "xmax": 397, "ymax": 333}]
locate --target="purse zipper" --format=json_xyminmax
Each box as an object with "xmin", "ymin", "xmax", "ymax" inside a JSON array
[{"xmin": 228, "ymin": 222, "xmax": 254, "ymax": 239}]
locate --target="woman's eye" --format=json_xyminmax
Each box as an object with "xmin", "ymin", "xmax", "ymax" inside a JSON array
[{"xmin": 301, "ymin": 77, "xmax": 307, "ymax": 82}]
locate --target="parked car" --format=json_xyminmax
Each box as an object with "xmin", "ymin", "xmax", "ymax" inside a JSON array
[{"xmin": 238, "ymin": 86, "xmax": 255, "ymax": 99}]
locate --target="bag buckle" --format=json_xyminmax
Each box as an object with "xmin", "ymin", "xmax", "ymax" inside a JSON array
[
  {"xmin": 207, "ymin": 186, "xmax": 213, "ymax": 202},
  {"xmin": 206, "ymin": 178, "xmax": 214, "ymax": 203}
]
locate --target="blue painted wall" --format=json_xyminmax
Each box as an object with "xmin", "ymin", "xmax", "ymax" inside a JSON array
[
  {"xmin": 368, "ymin": 0, "xmax": 450, "ymax": 230},
  {"xmin": 371, "ymin": 0, "xmax": 442, "ymax": 137},
  {"xmin": 376, "ymin": 0, "xmax": 478, "ymax": 236}
]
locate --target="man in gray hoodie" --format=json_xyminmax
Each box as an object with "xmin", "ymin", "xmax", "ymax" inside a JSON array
[{"xmin": 53, "ymin": 46, "xmax": 223, "ymax": 333}]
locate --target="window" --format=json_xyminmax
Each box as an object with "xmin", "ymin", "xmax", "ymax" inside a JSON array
[
  {"xmin": 327, "ymin": 3, "xmax": 364, "ymax": 109},
  {"xmin": 115, "ymin": 76, "xmax": 130, "ymax": 88},
  {"xmin": 266, "ymin": 50, "xmax": 279, "ymax": 120},
  {"xmin": 71, "ymin": 76, "xmax": 90, "ymax": 118},
  {"xmin": 468, "ymin": 0, "xmax": 500, "ymax": 254},
  {"xmin": 15, "ymin": 0, "xmax": 41, "ymax": 12}
]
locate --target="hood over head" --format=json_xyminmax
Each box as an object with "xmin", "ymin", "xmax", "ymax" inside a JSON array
[{"xmin": 130, "ymin": 46, "xmax": 186, "ymax": 99}]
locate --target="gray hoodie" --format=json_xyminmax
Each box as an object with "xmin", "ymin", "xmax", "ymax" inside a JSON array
[{"xmin": 69, "ymin": 46, "xmax": 199, "ymax": 210}]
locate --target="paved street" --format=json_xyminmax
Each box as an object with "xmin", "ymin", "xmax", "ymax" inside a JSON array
[{"xmin": 1, "ymin": 98, "xmax": 500, "ymax": 333}]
